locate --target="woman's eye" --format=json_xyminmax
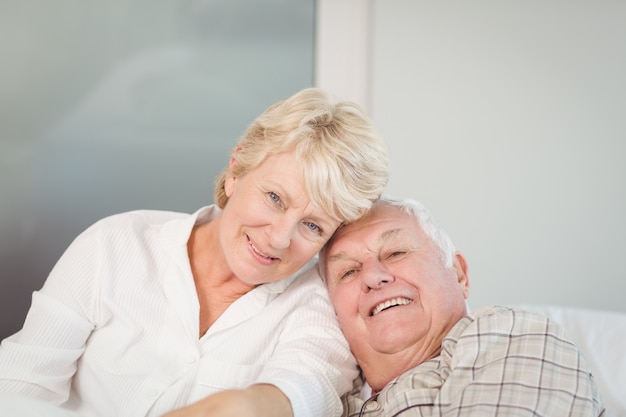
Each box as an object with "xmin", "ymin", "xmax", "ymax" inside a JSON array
[
  {"xmin": 388, "ymin": 250, "xmax": 407, "ymax": 258},
  {"xmin": 304, "ymin": 221, "xmax": 322, "ymax": 234},
  {"xmin": 268, "ymin": 192, "xmax": 281, "ymax": 204}
]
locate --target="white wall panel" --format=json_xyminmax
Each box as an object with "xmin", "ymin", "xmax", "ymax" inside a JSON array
[{"xmin": 318, "ymin": 0, "xmax": 626, "ymax": 313}]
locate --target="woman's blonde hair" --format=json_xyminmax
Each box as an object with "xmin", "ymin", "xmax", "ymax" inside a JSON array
[{"xmin": 214, "ymin": 88, "xmax": 389, "ymax": 223}]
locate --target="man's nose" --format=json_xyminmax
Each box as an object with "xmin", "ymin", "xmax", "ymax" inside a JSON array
[{"xmin": 360, "ymin": 261, "xmax": 394, "ymax": 292}]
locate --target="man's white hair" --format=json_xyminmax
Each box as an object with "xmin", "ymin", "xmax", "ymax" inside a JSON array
[{"xmin": 319, "ymin": 195, "xmax": 457, "ymax": 281}]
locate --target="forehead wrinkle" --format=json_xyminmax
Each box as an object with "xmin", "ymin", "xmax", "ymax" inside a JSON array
[{"xmin": 327, "ymin": 226, "xmax": 403, "ymax": 265}]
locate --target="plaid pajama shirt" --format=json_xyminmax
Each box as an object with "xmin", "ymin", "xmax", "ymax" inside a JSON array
[{"xmin": 342, "ymin": 306, "xmax": 605, "ymax": 417}]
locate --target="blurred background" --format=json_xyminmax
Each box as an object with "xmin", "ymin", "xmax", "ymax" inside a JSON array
[
  {"xmin": 0, "ymin": 0, "xmax": 315, "ymax": 338},
  {"xmin": 2, "ymin": 0, "xmax": 625, "ymax": 340}
]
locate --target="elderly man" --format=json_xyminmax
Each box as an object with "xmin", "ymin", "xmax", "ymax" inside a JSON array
[{"xmin": 320, "ymin": 196, "xmax": 605, "ymax": 417}]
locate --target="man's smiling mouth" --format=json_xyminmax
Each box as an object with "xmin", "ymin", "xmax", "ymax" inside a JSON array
[{"xmin": 370, "ymin": 298, "xmax": 412, "ymax": 316}]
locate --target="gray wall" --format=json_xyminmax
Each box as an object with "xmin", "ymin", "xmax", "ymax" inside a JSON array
[
  {"xmin": 0, "ymin": 0, "xmax": 315, "ymax": 339},
  {"xmin": 318, "ymin": 0, "xmax": 626, "ymax": 313}
]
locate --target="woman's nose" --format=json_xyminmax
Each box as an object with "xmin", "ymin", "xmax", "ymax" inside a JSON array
[
  {"xmin": 269, "ymin": 216, "xmax": 296, "ymax": 249},
  {"xmin": 360, "ymin": 261, "xmax": 394, "ymax": 292}
]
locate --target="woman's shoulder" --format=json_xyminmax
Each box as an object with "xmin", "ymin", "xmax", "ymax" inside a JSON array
[
  {"xmin": 93, "ymin": 208, "xmax": 189, "ymax": 228},
  {"xmin": 68, "ymin": 208, "xmax": 200, "ymax": 252},
  {"xmin": 84, "ymin": 207, "xmax": 214, "ymax": 237},
  {"xmin": 265, "ymin": 260, "xmax": 332, "ymax": 305}
]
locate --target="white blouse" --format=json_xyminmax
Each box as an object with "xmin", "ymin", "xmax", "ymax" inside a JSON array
[{"xmin": 0, "ymin": 206, "xmax": 358, "ymax": 417}]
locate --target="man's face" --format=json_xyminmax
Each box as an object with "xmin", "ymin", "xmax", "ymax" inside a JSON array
[{"xmin": 324, "ymin": 204, "xmax": 469, "ymax": 388}]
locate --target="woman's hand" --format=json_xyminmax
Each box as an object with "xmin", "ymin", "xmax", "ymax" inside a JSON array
[{"xmin": 161, "ymin": 384, "xmax": 293, "ymax": 417}]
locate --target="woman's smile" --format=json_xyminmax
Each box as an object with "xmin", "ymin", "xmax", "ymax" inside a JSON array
[{"xmin": 247, "ymin": 234, "xmax": 280, "ymax": 265}]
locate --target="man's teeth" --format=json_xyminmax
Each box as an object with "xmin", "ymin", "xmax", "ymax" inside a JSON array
[{"xmin": 371, "ymin": 298, "xmax": 411, "ymax": 316}]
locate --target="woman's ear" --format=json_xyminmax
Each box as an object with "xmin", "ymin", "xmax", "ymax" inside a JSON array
[
  {"xmin": 224, "ymin": 148, "xmax": 242, "ymax": 198},
  {"xmin": 228, "ymin": 146, "xmax": 243, "ymax": 169},
  {"xmin": 224, "ymin": 173, "xmax": 236, "ymax": 198},
  {"xmin": 453, "ymin": 252, "xmax": 470, "ymax": 299}
]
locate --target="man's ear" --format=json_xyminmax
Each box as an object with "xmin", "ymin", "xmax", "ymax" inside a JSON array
[{"xmin": 452, "ymin": 252, "xmax": 470, "ymax": 299}]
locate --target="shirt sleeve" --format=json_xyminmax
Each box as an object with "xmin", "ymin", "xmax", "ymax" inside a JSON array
[
  {"xmin": 0, "ymin": 222, "xmax": 100, "ymax": 402},
  {"xmin": 254, "ymin": 266, "xmax": 359, "ymax": 417},
  {"xmin": 0, "ymin": 392, "xmax": 83, "ymax": 417},
  {"xmin": 438, "ymin": 306, "xmax": 605, "ymax": 416}
]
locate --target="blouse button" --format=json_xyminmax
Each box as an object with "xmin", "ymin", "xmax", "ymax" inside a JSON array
[{"xmin": 365, "ymin": 400, "xmax": 380, "ymax": 411}]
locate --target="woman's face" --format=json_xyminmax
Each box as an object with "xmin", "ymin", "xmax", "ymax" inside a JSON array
[{"xmin": 220, "ymin": 150, "xmax": 341, "ymax": 285}]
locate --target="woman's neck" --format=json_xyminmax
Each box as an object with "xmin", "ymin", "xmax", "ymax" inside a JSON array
[{"xmin": 187, "ymin": 220, "xmax": 256, "ymax": 337}]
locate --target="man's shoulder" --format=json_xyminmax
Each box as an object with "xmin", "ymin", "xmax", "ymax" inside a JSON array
[
  {"xmin": 443, "ymin": 304, "xmax": 577, "ymax": 368},
  {"xmin": 442, "ymin": 304, "xmax": 569, "ymax": 360},
  {"xmin": 457, "ymin": 305, "xmax": 556, "ymax": 335}
]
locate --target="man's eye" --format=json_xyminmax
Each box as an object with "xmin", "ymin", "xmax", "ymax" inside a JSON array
[
  {"xmin": 340, "ymin": 269, "xmax": 357, "ymax": 280},
  {"xmin": 388, "ymin": 250, "xmax": 407, "ymax": 258}
]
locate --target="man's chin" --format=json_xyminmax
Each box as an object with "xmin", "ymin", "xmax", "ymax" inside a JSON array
[{"xmin": 368, "ymin": 332, "xmax": 412, "ymax": 355}]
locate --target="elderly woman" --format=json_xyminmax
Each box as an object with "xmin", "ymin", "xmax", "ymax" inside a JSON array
[{"xmin": 0, "ymin": 88, "xmax": 390, "ymax": 417}]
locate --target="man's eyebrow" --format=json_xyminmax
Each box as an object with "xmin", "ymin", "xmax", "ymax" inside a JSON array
[
  {"xmin": 326, "ymin": 252, "xmax": 349, "ymax": 264},
  {"xmin": 380, "ymin": 228, "xmax": 402, "ymax": 241},
  {"xmin": 327, "ymin": 228, "xmax": 403, "ymax": 264}
]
